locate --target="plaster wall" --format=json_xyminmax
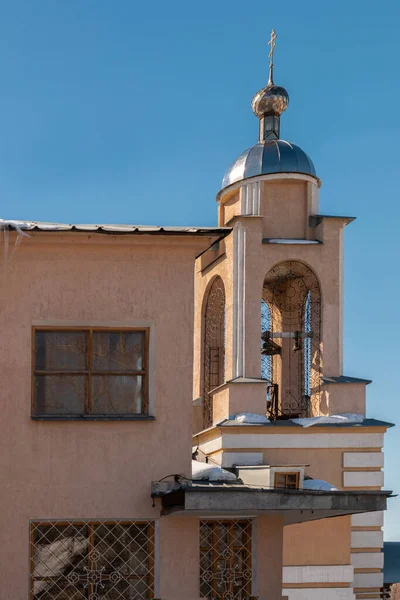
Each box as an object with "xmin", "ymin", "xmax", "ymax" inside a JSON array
[
  {"xmin": 257, "ymin": 516, "xmax": 285, "ymax": 600},
  {"xmin": 0, "ymin": 232, "xmax": 213, "ymax": 598},
  {"xmin": 283, "ymin": 516, "xmax": 351, "ymax": 566},
  {"xmin": 159, "ymin": 517, "xmax": 201, "ymax": 600},
  {"xmin": 194, "ymin": 425, "xmax": 385, "ymax": 585},
  {"xmin": 322, "ymin": 383, "xmax": 366, "ymax": 415},
  {"xmin": 260, "ymin": 180, "xmax": 308, "ymax": 239},
  {"xmin": 159, "ymin": 515, "xmax": 285, "ymax": 600},
  {"xmin": 222, "ymin": 191, "xmax": 241, "ymax": 224},
  {"xmin": 194, "ymin": 178, "xmax": 352, "ymax": 429},
  {"xmin": 243, "ymin": 215, "xmax": 345, "ymax": 388},
  {"xmin": 211, "ymin": 382, "xmax": 267, "ymax": 424},
  {"xmin": 193, "ymin": 231, "xmax": 234, "ymax": 401}
]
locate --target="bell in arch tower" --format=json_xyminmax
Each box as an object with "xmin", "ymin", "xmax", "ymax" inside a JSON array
[{"xmin": 194, "ymin": 30, "xmax": 361, "ymax": 431}]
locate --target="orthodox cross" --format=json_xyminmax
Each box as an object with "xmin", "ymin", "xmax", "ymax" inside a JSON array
[{"xmin": 268, "ymin": 28, "xmax": 277, "ymax": 85}]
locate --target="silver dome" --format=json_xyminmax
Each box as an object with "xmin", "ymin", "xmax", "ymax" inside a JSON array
[{"xmin": 221, "ymin": 139, "xmax": 316, "ymax": 190}]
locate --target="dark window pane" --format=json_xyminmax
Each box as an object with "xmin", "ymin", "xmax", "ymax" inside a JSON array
[
  {"xmin": 94, "ymin": 524, "xmax": 151, "ymax": 576},
  {"xmin": 98, "ymin": 579, "xmax": 150, "ymax": 599},
  {"xmin": 35, "ymin": 331, "xmax": 88, "ymax": 371},
  {"xmin": 35, "ymin": 375, "xmax": 87, "ymax": 415},
  {"xmin": 33, "ymin": 582, "xmax": 87, "ymax": 599},
  {"xmin": 92, "ymin": 331, "xmax": 144, "ymax": 372},
  {"xmin": 91, "ymin": 375, "xmax": 143, "ymax": 414},
  {"xmin": 200, "ymin": 521, "xmax": 252, "ymax": 600}
]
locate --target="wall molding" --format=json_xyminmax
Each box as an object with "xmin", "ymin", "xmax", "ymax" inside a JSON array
[
  {"xmin": 343, "ymin": 472, "xmax": 384, "ymax": 488},
  {"xmin": 351, "ymin": 512, "xmax": 384, "ymax": 528},
  {"xmin": 343, "ymin": 453, "xmax": 384, "ymax": 468},
  {"xmin": 282, "ymin": 588, "xmax": 355, "ymax": 600},
  {"xmin": 232, "ymin": 223, "xmax": 246, "ymax": 379},
  {"xmin": 350, "ymin": 553, "xmax": 384, "ymax": 570},
  {"xmin": 283, "ymin": 565, "xmax": 354, "ymax": 584},
  {"xmin": 240, "ymin": 181, "xmax": 261, "ymax": 215},
  {"xmin": 351, "ymin": 530, "xmax": 384, "ymax": 549},
  {"xmin": 221, "ymin": 432, "xmax": 384, "ymax": 450},
  {"xmin": 354, "ymin": 572, "xmax": 384, "ymax": 589}
]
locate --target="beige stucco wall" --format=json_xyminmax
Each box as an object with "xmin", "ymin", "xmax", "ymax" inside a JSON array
[
  {"xmin": 260, "ymin": 180, "xmax": 308, "ymax": 239},
  {"xmin": 322, "ymin": 382, "xmax": 367, "ymax": 415},
  {"xmin": 194, "ymin": 423, "xmax": 385, "ymax": 581},
  {"xmin": 193, "ymin": 182, "xmax": 353, "ymax": 429},
  {"xmin": 0, "ymin": 231, "xmax": 216, "ymax": 598},
  {"xmin": 242, "ymin": 215, "xmax": 345, "ymax": 386},
  {"xmin": 159, "ymin": 515, "xmax": 285, "ymax": 600},
  {"xmin": 159, "ymin": 517, "xmax": 200, "ymax": 600},
  {"xmin": 284, "ymin": 516, "xmax": 351, "ymax": 566},
  {"xmin": 258, "ymin": 516, "xmax": 285, "ymax": 599},
  {"xmin": 193, "ymin": 231, "xmax": 234, "ymax": 402},
  {"xmin": 212, "ymin": 382, "xmax": 267, "ymax": 424}
]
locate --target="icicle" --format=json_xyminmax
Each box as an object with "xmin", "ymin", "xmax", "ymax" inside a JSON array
[{"xmin": 0, "ymin": 219, "xmax": 30, "ymax": 272}]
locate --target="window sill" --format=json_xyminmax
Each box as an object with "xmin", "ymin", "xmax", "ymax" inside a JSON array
[{"xmin": 31, "ymin": 414, "xmax": 155, "ymax": 422}]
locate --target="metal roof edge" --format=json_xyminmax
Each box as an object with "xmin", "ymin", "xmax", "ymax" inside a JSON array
[
  {"xmin": 0, "ymin": 219, "xmax": 232, "ymax": 237},
  {"xmin": 309, "ymin": 214, "xmax": 356, "ymax": 228},
  {"xmin": 322, "ymin": 375, "xmax": 372, "ymax": 385},
  {"xmin": 217, "ymin": 418, "xmax": 394, "ymax": 429}
]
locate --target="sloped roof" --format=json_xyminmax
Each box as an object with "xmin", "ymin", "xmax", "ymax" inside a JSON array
[{"xmin": 0, "ymin": 219, "xmax": 231, "ymax": 237}]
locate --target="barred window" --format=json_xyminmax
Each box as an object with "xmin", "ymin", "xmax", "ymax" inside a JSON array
[
  {"xmin": 200, "ymin": 520, "xmax": 252, "ymax": 600},
  {"xmin": 32, "ymin": 328, "xmax": 149, "ymax": 417},
  {"xmin": 203, "ymin": 277, "xmax": 226, "ymax": 429},
  {"xmin": 30, "ymin": 520, "xmax": 155, "ymax": 600}
]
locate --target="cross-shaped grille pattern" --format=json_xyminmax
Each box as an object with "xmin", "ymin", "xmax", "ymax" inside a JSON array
[
  {"xmin": 30, "ymin": 520, "xmax": 155, "ymax": 600},
  {"xmin": 200, "ymin": 520, "xmax": 252, "ymax": 600}
]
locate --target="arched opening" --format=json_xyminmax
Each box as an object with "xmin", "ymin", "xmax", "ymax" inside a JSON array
[
  {"xmin": 261, "ymin": 261, "xmax": 321, "ymax": 419},
  {"xmin": 203, "ymin": 276, "xmax": 226, "ymax": 429}
]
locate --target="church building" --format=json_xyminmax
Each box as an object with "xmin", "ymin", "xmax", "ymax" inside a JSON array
[{"xmin": 0, "ymin": 30, "xmax": 392, "ymax": 600}]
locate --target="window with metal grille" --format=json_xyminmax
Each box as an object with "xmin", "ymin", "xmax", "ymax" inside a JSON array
[
  {"xmin": 203, "ymin": 277, "xmax": 226, "ymax": 429},
  {"xmin": 261, "ymin": 261, "xmax": 322, "ymax": 420},
  {"xmin": 274, "ymin": 472, "xmax": 299, "ymax": 490},
  {"xmin": 30, "ymin": 520, "xmax": 155, "ymax": 600},
  {"xmin": 32, "ymin": 328, "xmax": 149, "ymax": 417},
  {"xmin": 200, "ymin": 520, "xmax": 252, "ymax": 600}
]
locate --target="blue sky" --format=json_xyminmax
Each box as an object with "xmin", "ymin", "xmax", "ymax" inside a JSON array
[{"xmin": 1, "ymin": 0, "xmax": 399, "ymax": 538}]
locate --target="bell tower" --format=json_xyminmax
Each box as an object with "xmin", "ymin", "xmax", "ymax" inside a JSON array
[{"xmin": 193, "ymin": 31, "xmax": 365, "ymax": 431}]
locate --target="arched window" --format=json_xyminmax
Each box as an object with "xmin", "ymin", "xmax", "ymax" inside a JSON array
[
  {"xmin": 203, "ymin": 276, "xmax": 226, "ymax": 429},
  {"xmin": 261, "ymin": 261, "xmax": 321, "ymax": 419}
]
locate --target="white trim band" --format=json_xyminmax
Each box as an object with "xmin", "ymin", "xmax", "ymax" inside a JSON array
[
  {"xmin": 354, "ymin": 572, "xmax": 384, "ymax": 589},
  {"xmin": 232, "ymin": 223, "xmax": 246, "ymax": 378},
  {"xmin": 283, "ymin": 565, "xmax": 354, "ymax": 584},
  {"xmin": 343, "ymin": 453, "xmax": 384, "ymax": 468},
  {"xmin": 351, "ymin": 511, "xmax": 384, "ymax": 527},
  {"xmin": 240, "ymin": 181, "xmax": 261, "ymax": 215},
  {"xmin": 351, "ymin": 530, "xmax": 384, "ymax": 548},
  {"xmin": 343, "ymin": 471, "xmax": 384, "ymax": 488},
  {"xmin": 351, "ymin": 552, "xmax": 384, "ymax": 569},
  {"xmin": 282, "ymin": 588, "xmax": 355, "ymax": 600}
]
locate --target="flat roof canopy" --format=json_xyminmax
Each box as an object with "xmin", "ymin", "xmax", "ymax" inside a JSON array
[{"xmin": 153, "ymin": 483, "xmax": 392, "ymax": 525}]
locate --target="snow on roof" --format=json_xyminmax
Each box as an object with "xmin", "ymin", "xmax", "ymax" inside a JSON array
[
  {"xmin": 264, "ymin": 238, "xmax": 321, "ymax": 245},
  {"xmin": 192, "ymin": 460, "xmax": 237, "ymax": 482},
  {"xmin": 291, "ymin": 413, "xmax": 364, "ymax": 428},
  {"xmin": 233, "ymin": 412, "xmax": 270, "ymax": 424}
]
